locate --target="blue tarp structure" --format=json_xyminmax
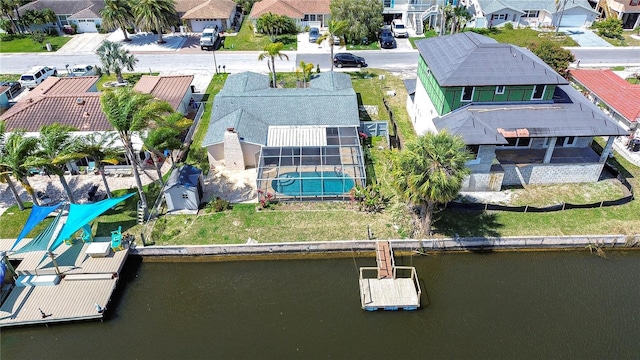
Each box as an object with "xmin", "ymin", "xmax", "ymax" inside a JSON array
[
  {"xmin": 13, "ymin": 209, "xmax": 65, "ymax": 254},
  {"xmin": 10, "ymin": 203, "xmax": 62, "ymax": 251},
  {"xmin": 49, "ymin": 193, "xmax": 134, "ymax": 251}
]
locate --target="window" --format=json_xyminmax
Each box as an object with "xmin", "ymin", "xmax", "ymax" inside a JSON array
[
  {"xmin": 557, "ymin": 136, "xmax": 576, "ymax": 147},
  {"xmin": 466, "ymin": 145, "xmax": 481, "ymax": 164},
  {"xmin": 182, "ymin": 193, "xmax": 189, "ymax": 199},
  {"xmin": 522, "ymin": 10, "xmax": 539, "ymax": 17},
  {"xmin": 500, "ymin": 138, "xmax": 531, "ymax": 148},
  {"xmin": 532, "ymin": 85, "xmax": 545, "ymax": 100},
  {"xmin": 495, "ymin": 85, "xmax": 505, "ymax": 94},
  {"xmin": 631, "ymin": 0, "xmax": 640, "ymax": 6},
  {"xmin": 461, "ymin": 86, "xmax": 474, "ymax": 102}
]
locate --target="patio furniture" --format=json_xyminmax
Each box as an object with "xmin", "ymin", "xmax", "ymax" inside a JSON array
[
  {"xmin": 111, "ymin": 226, "xmax": 123, "ymax": 251},
  {"xmin": 81, "ymin": 224, "xmax": 93, "ymax": 243}
]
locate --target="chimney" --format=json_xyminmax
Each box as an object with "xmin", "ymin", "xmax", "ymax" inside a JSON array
[{"xmin": 224, "ymin": 128, "xmax": 245, "ymax": 170}]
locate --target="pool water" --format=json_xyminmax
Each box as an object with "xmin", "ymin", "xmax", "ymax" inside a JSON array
[{"xmin": 273, "ymin": 171, "xmax": 355, "ymax": 196}]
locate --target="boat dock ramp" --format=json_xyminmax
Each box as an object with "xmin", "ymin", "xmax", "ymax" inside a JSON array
[
  {"xmin": 0, "ymin": 237, "xmax": 129, "ymax": 328},
  {"xmin": 358, "ymin": 240, "xmax": 421, "ymax": 311}
]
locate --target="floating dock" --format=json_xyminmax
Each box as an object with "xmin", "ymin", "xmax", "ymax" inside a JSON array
[
  {"xmin": 359, "ymin": 240, "xmax": 421, "ymax": 311},
  {"xmin": 0, "ymin": 237, "xmax": 129, "ymax": 327}
]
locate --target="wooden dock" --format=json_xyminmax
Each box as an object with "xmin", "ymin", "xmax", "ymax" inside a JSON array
[
  {"xmin": 359, "ymin": 240, "xmax": 421, "ymax": 311},
  {"xmin": 0, "ymin": 237, "xmax": 129, "ymax": 328}
]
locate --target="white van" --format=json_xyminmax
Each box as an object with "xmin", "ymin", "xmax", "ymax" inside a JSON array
[
  {"xmin": 391, "ymin": 19, "xmax": 408, "ymax": 38},
  {"xmin": 20, "ymin": 66, "xmax": 57, "ymax": 89}
]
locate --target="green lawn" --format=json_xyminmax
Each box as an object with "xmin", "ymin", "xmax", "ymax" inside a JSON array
[
  {"xmin": 95, "ymin": 72, "xmax": 159, "ymax": 90},
  {"xmin": 466, "ymin": 27, "xmax": 579, "ymax": 47},
  {"xmin": 409, "ymin": 30, "xmax": 438, "ymax": 48},
  {"xmin": 594, "ymin": 30, "xmax": 640, "ymax": 47},
  {"xmin": 221, "ymin": 18, "xmax": 297, "ymax": 51},
  {"xmin": 0, "ymin": 74, "xmax": 19, "ymax": 82},
  {"xmin": 0, "ymin": 35, "xmax": 72, "ymax": 53}
]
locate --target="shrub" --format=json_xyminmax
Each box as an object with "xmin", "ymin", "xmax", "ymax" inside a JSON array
[
  {"xmin": 503, "ymin": 22, "xmax": 514, "ymax": 30},
  {"xmin": 206, "ymin": 197, "xmax": 231, "ymax": 213},
  {"xmin": 592, "ymin": 18, "xmax": 623, "ymax": 39},
  {"xmin": 350, "ymin": 184, "xmax": 385, "ymax": 213}
]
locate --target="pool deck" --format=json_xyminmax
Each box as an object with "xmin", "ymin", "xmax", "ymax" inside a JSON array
[{"xmin": 0, "ymin": 237, "xmax": 129, "ymax": 328}]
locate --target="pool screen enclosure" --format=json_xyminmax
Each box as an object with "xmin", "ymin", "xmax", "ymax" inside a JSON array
[{"xmin": 256, "ymin": 127, "xmax": 366, "ymax": 200}]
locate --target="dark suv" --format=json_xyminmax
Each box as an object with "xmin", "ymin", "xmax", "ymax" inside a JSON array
[
  {"xmin": 379, "ymin": 28, "xmax": 396, "ymax": 49},
  {"xmin": 333, "ymin": 53, "xmax": 367, "ymax": 68}
]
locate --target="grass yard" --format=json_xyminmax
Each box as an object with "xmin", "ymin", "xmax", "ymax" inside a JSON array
[
  {"xmin": 0, "ymin": 74, "xmax": 19, "ymax": 82},
  {"xmin": 409, "ymin": 30, "xmax": 438, "ymax": 48},
  {"xmin": 0, "ymin": 34, "xmax": 72, "ymax": 53},
  {"xmin": 95, "ymin": 72, "xmax": 159, "ymax": 89},
  {"xmin": 598, "ymin": 32, "xmax": 640, "ymax": 47},
  {"xmin": 221, "ymin": 18, "xmax": 297, "ymax": 51},
  {"xmin": 465, "ymin": 27, "xmax": 578, "ymax": 47}
]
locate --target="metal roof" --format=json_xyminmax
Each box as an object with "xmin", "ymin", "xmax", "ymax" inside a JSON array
[
  {"xmin": 267, "ymin": 126, "xmax": 327, "ymax": 146},
  {"xmin": 415, "ymin": 32, "xmax": 568, "ymax": 87},
  {"xmin": 571, "ymin": 69, "xmax": 640, "ymax": 123},
  {"xmin": 433, "ymin": 85, "xmax": 628, "ymax": 145},
  {"xmin": 477, "ymin": 0, "xmax": 597, "ymax": 15},
  {"xmin": 202, "ymin": 72, "xmax": 359, "ymax": 147},
  {"xmin": 164, "ymin": 164, "xmax": 202, "ymax": 189}
]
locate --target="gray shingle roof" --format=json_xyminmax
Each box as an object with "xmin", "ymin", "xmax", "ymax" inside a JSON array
[
  {"xmin": 477, "ymin": 0, "xmax": 597, "ymax": 15},
  {"xmin": 433, "ymin": 85, "xmax": 628, "ymax": 145},
  {"xmin": 202, "ymin": 72, "xmax": 359, "ymax": 147},
  {"xmin": 415, "ymin": 32, "xmax": 568, "ymax": 87},
  {"xmin": 19, "ymin": 0, "xmax": 104, "ymax": 17}
]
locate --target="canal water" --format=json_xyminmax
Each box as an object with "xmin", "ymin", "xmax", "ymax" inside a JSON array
[{"xmin": 2, "ymin": 250, "xmax": 640, "ymax": 359}]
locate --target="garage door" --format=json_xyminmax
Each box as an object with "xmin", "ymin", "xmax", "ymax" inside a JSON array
[
  {"xmin": 558, "ymin": 15, "xmax": 587, "ymax": 27},
  {"xmin": 190, "ymin": 20, "xmax": 222, "ymax": 33},
  {"xmin": 76, "ymin": 19, "xmax": 97, "ymax": 33}
]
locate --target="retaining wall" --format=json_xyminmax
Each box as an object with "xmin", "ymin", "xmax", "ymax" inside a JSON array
[{"xmin": 131, "ymin": 235, "xmax": 637, "ymax": 257}]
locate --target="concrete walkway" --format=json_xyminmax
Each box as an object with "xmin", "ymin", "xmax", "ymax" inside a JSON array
[
  {"xmin": 56, "ymin": 33, "xmax": 109, "ymax": 54},
  {"xmin": 562, "ymin": 27, "xmax": 613, "ymax": 47}
]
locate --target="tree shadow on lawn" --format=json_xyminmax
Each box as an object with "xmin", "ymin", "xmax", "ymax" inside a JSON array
[{"xmin": 433, "ymin": 209, "xmax": 503, "ymax": 238}]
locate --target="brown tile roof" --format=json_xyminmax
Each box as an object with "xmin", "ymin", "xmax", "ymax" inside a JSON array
[
  {"xmin": 2, "ymin": 93, "xmax": 110, "ymax": 132},
  {"xmin": 22, "ymin": 76, "xmax": 99, "ymax": 101},
  {"xmin": 571, "ymin": 69, "xmax": 640, "ymax": 124},
  {"xmin": 250, "ymin": 0, "xmax": 330, "ymax": 19},
  {"xmin": 181, "ymin": 0, "xmax": 236, "ymax": 19},
  {"xmin": 133, "ymin": 75, "xmax": 194, "ymax": 110}
]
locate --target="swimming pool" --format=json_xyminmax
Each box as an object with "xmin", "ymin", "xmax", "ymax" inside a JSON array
[{"xmin": 273, "ymin": 171, "xmax": 355, "ymax": 197}]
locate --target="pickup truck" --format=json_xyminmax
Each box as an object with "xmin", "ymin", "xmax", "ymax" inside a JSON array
[{"xmin": 200, "ymin": 26, "xmax": 219, "ymax": 50}]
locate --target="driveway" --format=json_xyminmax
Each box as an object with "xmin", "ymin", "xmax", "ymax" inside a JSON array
[
  {"xmin": 56, "ymin": 33, "xmax": 109, "ymax": 54},
  {"xmin": 561, "ymin": 27, "xmax": 613, "ymax": 47}
]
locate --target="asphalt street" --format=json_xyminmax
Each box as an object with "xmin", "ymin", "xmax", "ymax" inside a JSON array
[{"xmin": 1, "ymin": 47, "xmax": 638, "ymax": 79}]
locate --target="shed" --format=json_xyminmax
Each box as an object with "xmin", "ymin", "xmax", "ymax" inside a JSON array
[{"xmin": 163, "ymin": 165, "xmax": 204, "ymax": 213}]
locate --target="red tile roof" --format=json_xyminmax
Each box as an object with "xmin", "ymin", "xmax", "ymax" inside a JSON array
[
  {"xmin": 571, "ymin": 69, "xmax": 640, "ymax": 124},
  {"xmin": 133, "ymin": 75, "xmax": 194, "ymax": 110},
  {"xmin": 2, "ymin": 93, "xmax": 110, "ymax": 132}
]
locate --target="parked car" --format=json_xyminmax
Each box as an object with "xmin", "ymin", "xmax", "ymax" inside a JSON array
[
  {"xmin": 200, "ymin": 25, "xmax": 219, "ymax": 50},
  {"xmin": 0, "ymin": 81, "xmax": 22, "ymax": 99},
  {"xmin": 309, "ymin": 27, "xmax": 320, "ymax": 43},
  {"xmin": 379, "ymin": 28, "xmax": 396, "ymax": 49},
  {"xmin": 19, "ymin": 66, "xmax": 57, "ymax": 89},
  {"xmin": 333, "ymin": 53, "xmax": 367, "ymax": 68},
  {"xmin": 391, "ymin": 19, "xmax": 409, "ymax": 38},
  {"xmin": 69, "ymin": 64, "xmax": 95, "ymax": 77}
]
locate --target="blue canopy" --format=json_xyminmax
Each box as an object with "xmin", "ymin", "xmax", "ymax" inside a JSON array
[
  {"xmin": 10, "ymin": 203, "xmax": 62, "ymax": 251},
  {"xmin": 13, "ymin": 209, "xmax": 65, "ymax": 254},
  {"xmin": 49, "ymin": 193, "xmax": 134, "ymax": 251}
]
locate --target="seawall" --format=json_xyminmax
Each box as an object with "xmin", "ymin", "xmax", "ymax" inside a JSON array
[{"xmin": 131, "ymin": 235, "xmax": 638, "ymax": 256}]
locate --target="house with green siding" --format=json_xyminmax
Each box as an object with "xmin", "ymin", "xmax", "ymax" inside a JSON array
[{"xmin": 406, "ymin": 32, "xmax": 627, "ymax": 191}]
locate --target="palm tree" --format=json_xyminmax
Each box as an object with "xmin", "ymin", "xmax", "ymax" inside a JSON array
[
  {"xmin": 392, "ymin": 131, "xmax": 471, "ymax": 237},
  {"xmin": 0, "ymin": 129, "xmax": 40, "ymax": 207},
  {"xmin": 258, "ymin": 42, "xmax": 289, "ymax": 87},
  {"xmin": 142, "ymin": 113, "xmax": 192, "ymax": 187},
  {"xmin": 134, "ymin": 0, "xmax": 176, "ymax": 44},
  {"xmin": 0, "ymin": 0, "xmax": 20, "ymax": 34},
  {"xmin": 100, "ymin": 0, "xmax": 135, "ymax": 41},
  {"xmin": 0, "ymin": 121, "xmax": 25, "ymax": 210},
  {"xmin": 296, "ymin": 60, "xmax": 314, "ymax": 87},
  {"xmin": 74, "ymin": 132, "xmax": 123, "ymax": 199},
  {"xmin": 100, "ymin": 87, "xmax": 173, "ymax": 210},
  {"xmin": 316, "ymin": 20, "xmax": 348, "ymax": 71},
  {"xmin": 29, "ymin": 124, "xmax": 84, "ymax": 204},
  {"xmin": 96, "ymin": 40, "xmax": 138, "ymax": 84}
]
